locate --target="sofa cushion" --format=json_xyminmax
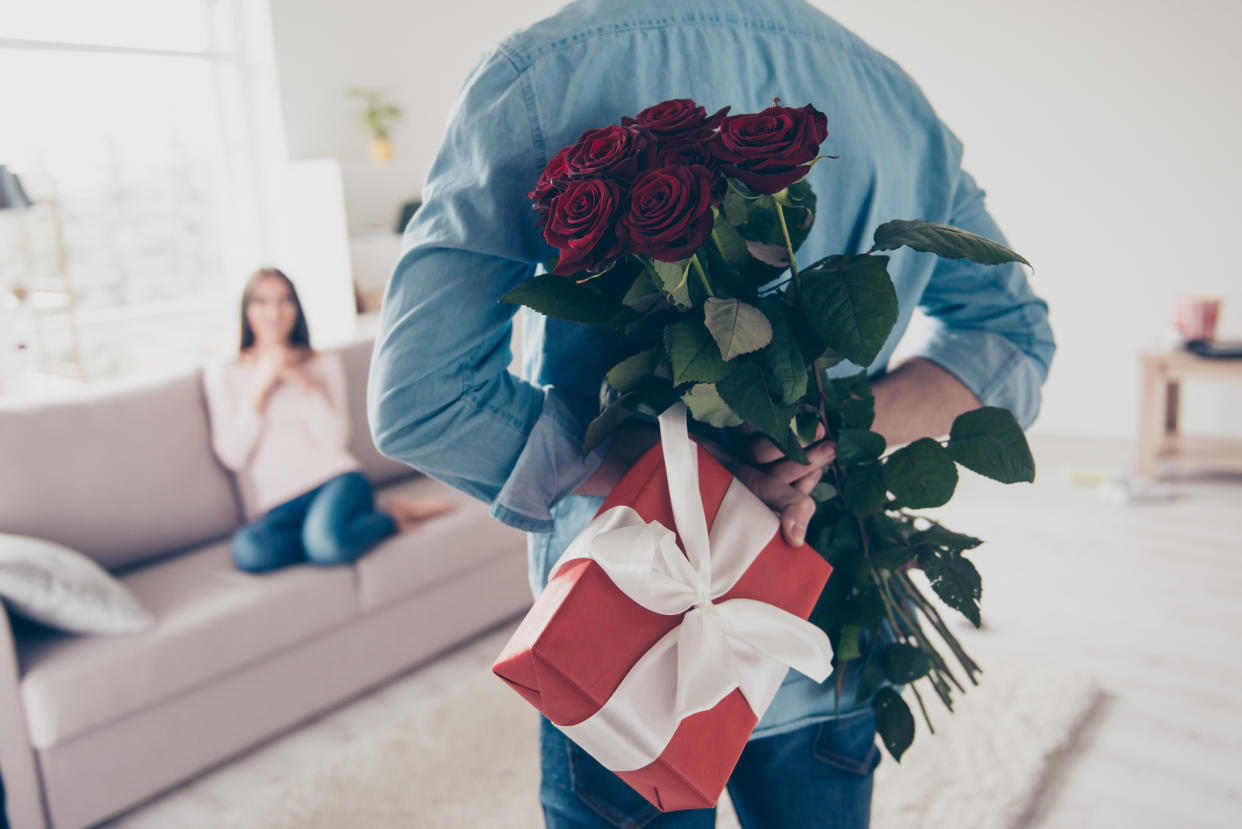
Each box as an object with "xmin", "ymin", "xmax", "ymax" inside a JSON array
[
  {"xmin": 0, "ymin": 372, "xmax": 242, "ymax": 571},
  {"xmin": 356, "ymin": 476, "xmax": 528, "ymax": 612},
  {"xmin": 336, "ymin": 337, "xmax": 419, "ymax": 487},
  {"xmin": 16, "ymin": 539, "xmax": 358, "ymax": 749}
]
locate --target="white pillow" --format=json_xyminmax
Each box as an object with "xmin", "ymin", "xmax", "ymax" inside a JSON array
[{"xmin": 0, "ymin": 534, "xmax": 156, "ymax": 635}]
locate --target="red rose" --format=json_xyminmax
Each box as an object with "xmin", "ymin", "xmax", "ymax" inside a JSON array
[
  {"xmin": 563, "ymin": 124, "xmax": 656, "ymax": 183},
  {"xmin": 529, "ymin": 145, "xmax": 571, "ymax": 212},
  {"xmin": 623, "ymin": 98, "xmax": 729, "ymax": 145},
  {"xmin": 655, "ymin": 138, "xmax": 718, "ymax": 170},
  {"xmin": 544, "ymin": 178, "xmax": 625, "ymax": 276},
  {"xmin": 619, "ymin": 165, "xmax": 723, "ymax": 262},
  {"xmin": 709, "ymin": 103, "xmax": 828, "ymax": 194}
]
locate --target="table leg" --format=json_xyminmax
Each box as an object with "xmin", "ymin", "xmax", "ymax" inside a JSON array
[{"xmin": 1137, "ymin": 359, "xmax": 1161, "ymax": 480}]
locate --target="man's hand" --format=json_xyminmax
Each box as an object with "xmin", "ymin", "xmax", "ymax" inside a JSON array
[
  {"xmin": 574, "ymin": 418, "xmax": 836, "ymax": 548},
  {"xmin": 697, "ymin": 423, "xmax": 835, "ymax": 548}
]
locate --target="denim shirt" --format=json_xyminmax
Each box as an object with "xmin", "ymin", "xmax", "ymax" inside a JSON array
[{"xmin": 367, "ymin": 0, "xmax": 1055, "ymax": 739}]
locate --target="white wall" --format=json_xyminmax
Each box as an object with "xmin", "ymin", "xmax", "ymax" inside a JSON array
[{"xmin": 267, "ymin": 0, "xmax": 1242, "ymax": 439}]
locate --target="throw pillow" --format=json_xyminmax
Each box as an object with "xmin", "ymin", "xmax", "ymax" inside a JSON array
[{"xmin": 0, "ymin": 533, "xmax": 156, "ymax": 635}]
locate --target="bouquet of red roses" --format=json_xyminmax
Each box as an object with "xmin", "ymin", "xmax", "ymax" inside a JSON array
[{"xmin": 501, "ymin": 98, "xmax": 1036, "ymax": 763}]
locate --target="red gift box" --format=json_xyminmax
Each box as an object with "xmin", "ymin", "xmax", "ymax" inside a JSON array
[{"xmin": 493, "ymin": 403, "xmax": 833, "ymax": 812}]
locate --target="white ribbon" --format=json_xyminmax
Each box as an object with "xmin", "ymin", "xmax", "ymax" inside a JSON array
[{"xmin": 549, "ymin": 401, "xmax": 834, "ymax": 772}]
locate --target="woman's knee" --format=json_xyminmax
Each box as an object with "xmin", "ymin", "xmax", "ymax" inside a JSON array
[
  {"xmin": 231, "ymin": 527, "xmax": 275, "ymax": 572},
  {"xmin": 302, "ymin": 526, "xmax": 357, "ymax": 566}
]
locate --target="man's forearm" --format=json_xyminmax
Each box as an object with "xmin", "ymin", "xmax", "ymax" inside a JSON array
[{"xmin": 869, "ymin": 357, "xmax": 983, "ymax": 448}]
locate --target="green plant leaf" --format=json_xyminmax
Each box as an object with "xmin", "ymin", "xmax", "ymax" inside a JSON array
[
  {"xmin": 704, "ymin": 297, "xmax": 773, "ymax": 361},
  {"xmin": 722, "ymin": 185, "xmax": 749, "ymax": 225},
  {"xmin": 582, "ymin": 394, "xmax": 635, "ymax": 457},
  {"xmin": 664, "ymin": 319, "xmax": 730, "ymax": 385},
  {"xmin": 756, "ymin": 301, "xmax": 809, "ymax": 405},
  {"xmin": 836, "ymin": 429, "xmax": 886, "ymax": 466},
  {"xmin": 798, "ymin": 255, "xmax": 898, "ymax": 367},
  {"xmin": 918, "ymin": 548, "xmax": 983, "ymax": 628},
  {"xmin": 947, "ymin": 407, "xmax": 1036, "ymax": 484},
  {"xmin": 838, "ymin": 624, "xmax": 862, "ymax": 661},
  {"xmin": 810, "ymin": 481, "xmax": 839, "ymax": 502},
  {"xmin": 681, "ymin": 383, "xmax": 743, "ymax": 428},
  {"xmin": 843, "ymin": 462, "xmax": 887, "ymax": 517},
  {"xmin": 621, "ymin": 269, "xmax": 670, "ymax": 314},
  {"xmin": 912, "ymin": 523, "xmax": 983, "ymax": 553},
  {"xmin": 650, "ymin": 258, "xmax": 694, "ymax": 310},
  {"xmin": 605, "ymin": 348, "xmax": 660, "ymax": 395},
  {"xmin": 499, "ymin": 275, "xmax": 611, "ymax": 324},
  {"xmin": 711, "ymin": 209, "xmax": 751, "ymax": 272},
  {"xmin": 872, "ymin": 686, "xmax": 915, "ymax": 762},
  {"xmin": 881, "ymin": 644, "xmax": 932, "ymax": 684},
  {"xmin": 716, "ymin": 360, "xmax": 805, "ymax": 463},
  {"xmin": 872, "ymin": 219, "xmax": 1030, "ymax": 268},
  {"xmin": 882, "ymin": 437, "xmax": 958, "ymax": 509}
]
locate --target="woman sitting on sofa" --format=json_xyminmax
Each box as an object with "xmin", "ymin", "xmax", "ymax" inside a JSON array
[{"xmin": 203, "ymin": 266, "xmax": 455, "ymax": 572}]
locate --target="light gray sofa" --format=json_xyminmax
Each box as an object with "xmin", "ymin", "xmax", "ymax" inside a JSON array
[{"xmin": 0, "ymin": 336, "xmax": 533, "ymax": 829}]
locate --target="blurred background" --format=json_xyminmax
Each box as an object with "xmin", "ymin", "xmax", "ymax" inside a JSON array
[{"xmin": 1, "ymin": 2, "xmax": 1239, "ymax": 828}]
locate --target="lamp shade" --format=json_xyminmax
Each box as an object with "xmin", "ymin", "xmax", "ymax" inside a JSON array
[{"xmin": 0, "ymin": 165, "xmax": 33, "ymax": 210}]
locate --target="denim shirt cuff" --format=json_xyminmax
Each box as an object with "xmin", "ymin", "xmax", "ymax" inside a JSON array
[
  {"xmin": 488, "ymin": 388, "xmax": 613, "ymax": 533},
  {"xmin": 908, "ymin": 326, "xmax": 1044, "ymax": 430}
]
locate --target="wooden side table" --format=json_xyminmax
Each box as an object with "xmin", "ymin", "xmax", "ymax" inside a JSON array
[{"xmin": 1138, "ymin": 349, "xmax": 1242, "ymax": 479}]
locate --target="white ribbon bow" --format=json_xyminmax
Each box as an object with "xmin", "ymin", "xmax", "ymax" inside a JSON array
[{"xmin": 550, "ymin": 401, "xmax": 834, "ymax": 772}]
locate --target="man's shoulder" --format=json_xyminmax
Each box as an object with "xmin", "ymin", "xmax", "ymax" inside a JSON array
[{"xmin": 493, "ymin": 0, "xmax": 902, "ymax": 77}]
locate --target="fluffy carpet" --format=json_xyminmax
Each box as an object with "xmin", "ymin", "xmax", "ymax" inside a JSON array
[{"xmin": 224, "ymin": 646, "xmax": 1101, "ymax": 829}]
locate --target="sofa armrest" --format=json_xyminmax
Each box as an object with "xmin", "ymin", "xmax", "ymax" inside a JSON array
[{"xmin": 0, "ymin": 609, "xmax": 48, "ymax": 828}]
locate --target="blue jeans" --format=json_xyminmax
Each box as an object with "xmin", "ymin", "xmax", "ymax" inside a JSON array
[
  {"xmin": 230, "ymin": 471, "xmax": 397, "ymax": 572},
  {"xmin": 539, "ymin": 705, "xmax": 881, "ymax": 828}
]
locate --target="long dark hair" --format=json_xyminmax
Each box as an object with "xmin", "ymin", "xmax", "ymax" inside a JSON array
[{"xmin": 238, "ymin": 267, "xmax": 312, "ymax": 354}]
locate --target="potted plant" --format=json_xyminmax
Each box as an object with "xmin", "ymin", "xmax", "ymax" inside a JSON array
[{"xmin": 348, "ymin": 88, "xmax": 404, "ymax": 163}]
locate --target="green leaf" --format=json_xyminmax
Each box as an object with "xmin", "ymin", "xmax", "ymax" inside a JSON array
[
  {"xmin": 681, "ymin": 383, "xmax": 743, "ymax": 428},
  {"xmin": 621, "ymin": 269, "xmax": 670, "ymax": 314},
  {"xmin": 703, "ymin": 297, "xmax": 773, "ymax": 361},
  {"xmin": 843, "ymin": 462, "xmax": 887, "ymax": 517},
  {"xmin": 947, "ymin": 407, "xmax": 1035, "ymax": 484},
  {"xmin": 798, "ymin": 254, "xmax": 898, "ymax": 368},
  {"xmin": 664, "ymin": 319, "xmax": 730, "ymax": 385},
  {"xmin": 913, "ymin": 523, "xmax": 983, "ymax": 553},
  {"xmin": 582, "ymin": 395, "xmax": 635, "ymax": 457},
  {"xmin": 756, "ymin": 301, "xmax": 809, "ymax": 405},
  {"xmin": 841, "ymin": 398, "xmax": 875, "ymax": 430},
  {"xmin": 837, "ymin": 624, "xmax": 862, "ymax": 662},
  {"xmin": 650, "ymin": 258, "xmax": 694, "ymax": 310},
  {"xmin": 499, "ymin": 274, "xmax": 611, "ymax": 325},
  {"xmin": 882, "ymin": 644, "xmax": 932, "ymax": 684},
  {"xmin": 872, "ymin": 219, "xmax": 1031, "ymax": 268},
  {"xmin": 711, "ymin": 209, "xmax": 750, "ymax": 272},
  {"xmin": 918, "ymin": 549, "xmax": 983, "ymax": 628},
  {"xmin": 872, "ymin": 687, "xmax": 915, "ymax": 762},
  {"xmin": 722, "ymin": 185, "xmax": 749, "ymax": 225},
  {"xmin": 810, "ymin": 481, "xmax": 839, "ymax": 502},
  {"xmin": 605, "ymin": 348, "xmax": 660, "ymax": 395},
  {"xmin": 716, "ymin": 360, "xmax": 805, "ymax": 463},
  {"xmin": 882, "ymin": 437, "xmax": 959, "ymax": 509},
  {"xmin": 836, "ymin": 429, "xmax": 886, "ymax": 466}
]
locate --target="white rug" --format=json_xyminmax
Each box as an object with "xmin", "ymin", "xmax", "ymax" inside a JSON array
[{"xmin": 224, "ymin": 647, "xmax": 1101, "ymax": 829}]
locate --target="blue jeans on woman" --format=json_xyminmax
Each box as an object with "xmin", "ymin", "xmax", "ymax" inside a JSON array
[{"xmin": 230, "ymin": 471, "xmax": 397, "ymax": 572}]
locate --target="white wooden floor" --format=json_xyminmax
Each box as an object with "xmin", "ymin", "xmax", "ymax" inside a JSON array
[{"xmin": 98, "ymin": 433, "xmax": 1242, "ymax": 828}]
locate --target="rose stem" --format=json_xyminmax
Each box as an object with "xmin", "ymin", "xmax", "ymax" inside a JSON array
[
  {"xmin": 690, "ymin": 254, "xmax": 714, "ymax": 298},
  {"xmin": 775, "ymin": 201, "xmax": 800, "ymax": 296}
]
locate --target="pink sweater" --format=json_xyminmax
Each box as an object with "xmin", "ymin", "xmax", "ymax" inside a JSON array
[{"xmin": 203, "ymin": 351, "xmax": 362, "ymax": 523}]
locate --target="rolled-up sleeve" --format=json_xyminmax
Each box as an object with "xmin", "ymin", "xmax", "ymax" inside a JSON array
[
  {"xmin": 907, "ymin": 154, "xmax": 1056, "ymax": 429},
  {"xmin": 366, "ymin": 47, "xmax": 612, "ymax": 533}
]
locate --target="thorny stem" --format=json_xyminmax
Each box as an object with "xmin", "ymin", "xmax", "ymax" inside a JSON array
[{"xmin": 897, "ymin": 569, "xmax": 982, "ymax": 684}]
